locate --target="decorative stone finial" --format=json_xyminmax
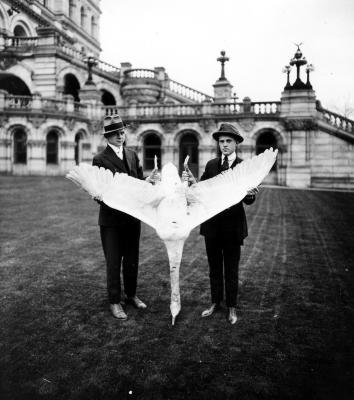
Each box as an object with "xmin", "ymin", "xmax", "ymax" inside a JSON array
[
  {"xmin": 84, "ymin": 54, "xmax": 98, "ymax": 85},
  {"xmin": 289, "ymin": 43, "xmax": 308, "ymax": 89},
  {"xmin": 217, "ymin": 50, "xmax": 229, "ymax": 81}
]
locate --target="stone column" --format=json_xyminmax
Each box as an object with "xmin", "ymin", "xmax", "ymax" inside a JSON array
[
  {"xmin": 280, "ymin": 88, "xmax": 317, "ymax": 187},
  {"xmin": 27, "ymin": 139, "xmax": 46, "ymax": 174}
]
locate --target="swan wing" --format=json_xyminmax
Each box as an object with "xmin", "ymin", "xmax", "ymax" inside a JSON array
[
  {"xmin": 186, "ymin": 148, "xmax": 278, "ymax": 230},
  {"xmin": 66, "ymin": 163, "xmax": 161, "ymax": 229}
]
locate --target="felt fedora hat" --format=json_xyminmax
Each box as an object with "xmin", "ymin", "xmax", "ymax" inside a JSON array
[
  {"xmin": 102, "ymin": 114, "xmax": 127, "ymax": 136},
  {"xmin": 212, "ymin": 123, "xmax": 244, "ymax": 143}
]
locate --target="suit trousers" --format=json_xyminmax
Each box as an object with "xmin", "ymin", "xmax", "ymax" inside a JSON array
[
  {"xmin": 204, "ymin": 235, "xmax": 241, "ymax": 307},
  {"xmin": 100, "ymin": 223, "xmax": 141, "ymax": 304}
]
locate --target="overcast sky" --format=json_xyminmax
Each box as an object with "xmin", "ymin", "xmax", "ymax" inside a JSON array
[{"xmin": 100, "ymin": 0, "xmax": 354, "ymax": 115}]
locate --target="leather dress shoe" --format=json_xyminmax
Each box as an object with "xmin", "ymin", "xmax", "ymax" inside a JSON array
[
  {"xmin": 228, "ymin": 307, "xmax": 237, "ymax": 325},
  {"xmin": 110, "ymin": 303, "xmax": 127, "ymax": 320},
  {"xmin": 126, "ymin": 296, "xmax": 147, "ymax": 309},
  {"xmin": 201, "ymin": 303, "xmax": 220, "ymax": 317}
]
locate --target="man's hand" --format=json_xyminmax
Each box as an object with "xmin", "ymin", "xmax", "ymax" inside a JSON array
[
  {"xmin": 182, "ymin": 166, "xmax": 197, "ymax": 185},
  {"xmin": 146, "ymin": 168, "xmax": 161, "ymax": 184},
  {"xmin": 246, "ymin": 187, "xmax": 259, "ymax": 196}
]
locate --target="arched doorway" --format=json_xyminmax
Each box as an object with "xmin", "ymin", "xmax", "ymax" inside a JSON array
[
  {"xmin": 0, "ymin": 73, "xmax": 31, "ymax": 95},
  {"xmin": 63, "ymin": 73, "xmax": 80, "ymax": 102},
  {"xmin": 101, "ymin": 90, "xmax": 116, "ymax": 105},
  {"xmin": 14, "ymin": 25, "xmax": 27, "ymax": 37},
  {"xmin": 143, "ymin": 133, "xmax": 161, "ymax": 170},
  {"xmin": 46, "ymin": 131, "xmax": 59, "ymax": 164},
  {"xmin": 13, "ymin": 129, "xmax": 27, "ymax": 164},
  {"xmin": 256, "ymin": 130, "xmax": 278, "ymax": 184},
  {"xmin": 179, "ymin": 132, "xmax": 199, "ymax": 177}
]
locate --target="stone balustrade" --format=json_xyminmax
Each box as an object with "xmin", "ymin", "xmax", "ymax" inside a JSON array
[
  {"xmin": 1, "ymin": 33, "xmax": 120, "ymax": 76},
  {"xmin": 124, "ymin": 69, "xmax": 157, "ymax": 79},
  {"xmin": 4, "ymin": 95, "xmax": 33, "ymax": 109},
  {"xmin": 4, "ymin": 36, "xmax": 38, "ymax": 48},
  {"xmin": 96, "ymin": 60, "xmax": 120, "ymax": 74},
  {"xmin": 1, "ymin": 93, "xmax": 86, "ymax": 115},
  {"xmin": 319, "ymin": 107, "xmax": 354, "ymax": 134},
  {"xmin": 168, "ymin": 79, "xmax": 214, "ymax": 103},
  {"xmin": 102, "ymin": 101, "xmax": 280, "ymax": 118}
]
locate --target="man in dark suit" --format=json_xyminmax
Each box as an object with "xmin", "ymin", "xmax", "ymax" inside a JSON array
[
  {"xmin": 183, "ymin": 123, "xmax": 258, "ymax": 325},
  {"xmin": 93, "ymin": 114, "xmax": 159, "ymax": 320}
]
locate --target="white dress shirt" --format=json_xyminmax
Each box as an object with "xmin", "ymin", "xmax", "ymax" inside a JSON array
[
  {"xmin": 221, "ymin": 152, "xmax": 236, "ymax": 167},
  {"xmin": 108, "ymin": 143, "xmax": 123, "ymax": 160}
]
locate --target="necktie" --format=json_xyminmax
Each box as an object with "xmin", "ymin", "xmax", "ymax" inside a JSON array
[
  {"xmin": 221, "ymin": 155, "xmax": 229, "ymax": 171},
  {"xmin": 117, "ymin": 148, "xmax": 123, "ymax": 160}
]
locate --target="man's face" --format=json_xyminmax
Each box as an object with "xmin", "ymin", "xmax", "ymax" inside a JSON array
[
  {"xmin": 106, "ymin": 129, "xmax": 126, "ymax": 147},
  {"xmin": 218, "ymin": 135, "xmax": 238, "ymax": 156}
]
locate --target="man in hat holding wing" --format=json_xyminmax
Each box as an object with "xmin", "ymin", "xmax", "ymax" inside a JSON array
[
  {"xmin": 183, "ymin": 123, "xmax": 258, "ymax": 325},
  {"xmin": 93, "ymin": 114, "xmax": 159, "ymax": 320}
]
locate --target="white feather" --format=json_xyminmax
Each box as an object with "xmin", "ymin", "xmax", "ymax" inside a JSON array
[{"xmin": 185, "ymin": 148, "xmax": 278, "ymax": 230}]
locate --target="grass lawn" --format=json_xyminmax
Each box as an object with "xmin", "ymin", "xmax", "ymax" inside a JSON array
[{"xmin": 0, "ymin": 176, "xmax": 354, "ymax": 400}]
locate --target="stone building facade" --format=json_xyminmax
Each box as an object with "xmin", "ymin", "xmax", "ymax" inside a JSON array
[{"xmin": 0, "ymin": 0, "xmax": 353, "ymax": 188}]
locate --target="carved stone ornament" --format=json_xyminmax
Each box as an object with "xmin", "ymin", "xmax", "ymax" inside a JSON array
[
  {"xmin": 284, "ymin": 118, "xmax": 317, "ymax": 131},
  {"xmin": 64, "ymin": 117, "xmax": 76, "ymax": 131},
  {"xmin": 161, "ymin": 121, "xmax": 178, "ymax": 133},
  {"xmin": 27, "ymin": 115, "xmax": 47, "ymax": 129},
  {"xmin": 89, "ymin": 120, "xmax": 102, "ymax": 134},
  {"xmin": 0, "ymin": 55, "xmax": 18, "ymax": 71},
  {"xmin": 127, "ymin": 121, "xmax": 140, "ymax": 133},
  {"xmin": 198, "ymin": 119, "xmax": 214, "ymax": 133},
  {"xmin": 238, "ymin": 118, "xmax": 256, "ymax": 132},
  {"xmin": 0, "ymin": 114, "xmax": 9, "ymax": 127}
]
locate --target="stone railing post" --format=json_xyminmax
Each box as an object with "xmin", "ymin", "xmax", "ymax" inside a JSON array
[
  {"xmin": 0, "ymin": 89, "xmax": 8, "ymax": 111},
  {"xmin": 128, "ymin": 100, "xmax": 138, "ymax": 118},
  {"xmin": 63, "ymin": 94, "xmax": 74, "ymax": 113},
  {"xmin": 32, "ymin": 92, "xmax": 42, "ymax": 110},
  {"xmin": 202, "ymin": 99, "xmax": 212, "ymax": 115},
  {"xmin": 0, "ymin": 32, "xmax": 6, "ymax": 51}
]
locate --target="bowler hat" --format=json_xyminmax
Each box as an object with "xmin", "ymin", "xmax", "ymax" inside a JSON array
[
  {"xmin": 212, "ymin": 123, "xmax": 244, "ymax": 143},
  {"xmin": 102, "ymin": 114, "xmax": 127, "ymax": 136}
]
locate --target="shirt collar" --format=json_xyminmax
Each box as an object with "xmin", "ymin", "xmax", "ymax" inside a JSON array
[{"xmin": 108, "ymin": 143, "xmax": 123, "ymax": 154}]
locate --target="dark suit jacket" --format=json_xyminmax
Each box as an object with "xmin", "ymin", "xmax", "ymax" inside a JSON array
[
  {"xmin": 199, "ymin": 156, "xmax": 255, "ymax": 244},
  {"xmin": 92, "ymin": 145, "xmax": 144, "ymax": 227}
]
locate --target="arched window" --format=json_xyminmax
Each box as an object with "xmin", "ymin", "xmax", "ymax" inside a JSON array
[
  {"xmin": 63, "ymin": 73, "xmax": 80, "ymax": 102},
  {"xmin": 256, "ymin": 130, "xmax": 278, "ymax": 171},
  {"xmin": 101, "ymin": 90, "xmax": 116, "ymax": 105},
  {"xmin": 144, "ymin": 134, "xmax": 161, "ymax": 170},
  {"xmin": 69, "ymin": 0, "xmax": 75, "ymax": 18},
  {"xmin": 80, "ymin": 6, "xmax": 85, "ymax": 28},
  {"xmin": 13, "ymin": 129, "xmax": 27, "ymax": 164},
  {"xmin": 91, "ymin": 16, "xmax": 96, "ymax": 37},
  {"xmin": 46, "ymin": 131, "xmax": 58, "ymax": 164},
  {"xmin": 179, "ymin": 133, "xmax": 199, "ymax": 177},
  {"xmin": 14, "ymin": 25, "xmax": 27, "ymax": 37}
]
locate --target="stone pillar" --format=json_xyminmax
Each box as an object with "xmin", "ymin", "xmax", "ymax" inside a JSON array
[
  {"xmin": 280, "ymin": 88, "xmax": 317, "ymax": 187},
  {"xmin": 213, "ymin": 79, "xmax": 233, "ymax": 103},
  {"xmin": 60, "ymin": 141, "xmax": 76, "ymax": 172},
  {"xmin": 27, "ymin": 139, "xmax": 46, "ymax": 174},
  {"xmin": 0, "ymin": 32, "xmax": 6, "ymax": 51},
  {"xmin": 63, "ymin": 94, "xmax": 74, "ymax": 113},
  {"xmin": 32, "ymin": 92, "xmax": 42, "ymax": 110}
]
